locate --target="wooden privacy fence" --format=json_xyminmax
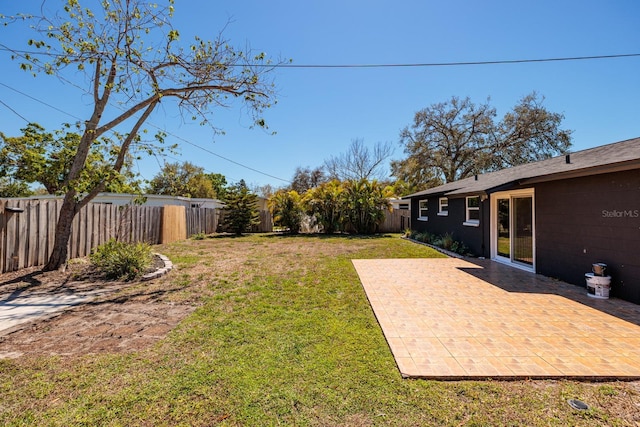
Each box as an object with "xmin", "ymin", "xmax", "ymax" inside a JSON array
[
  {"xmin": 186, "ymin": 207, "xmax": 219, "ymax": 237},
  {"xmin": 252, "ymin": 210, "xmax": 274, "ymax": 233},
  {"xmin": 0, "ymin": 199, "xmax": 163, "ymax": 273},
  {"xmin": 0, "ymin": 198, "xmax": 267, "ymax": 273},
  {"xmin": 216, "ymin": 209, "xmax": 274, "ymax": 233},
  {"xmin": 378, "ymin": 209, "xmax": 411, "ymax": 233},
  {"xmin": 1, "ymin": 197, "xmax": 404, "ymax": 273}
]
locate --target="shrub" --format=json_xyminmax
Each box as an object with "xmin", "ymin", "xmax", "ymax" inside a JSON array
[
  {"xmin": 413, "ymin": 231, "xmax": 428, "ymax": 243},
  {"xmin": 441, "ymin": 232, "xmax": 455, "ymax": 251},
  {"xmin": 90, "ymin": 239, "xmax": 152, "ymax": 280},
  {"xmin": 410, "ymin": 231, "xmax": 469, "ymax": 255},
  {"xmin": 340, "ymin": 179, "xmax": 391, "ymax": 234},
  {"xmin": 191, "ymin": 232, "xmax": 207, "ymax": 240},
  {"xmin": 303, "ymin": 180, "xmax": 344, "ymax": 234},
  {"xmin": 269, "ymin": 189, "xmax": 304, "ymax": 234},
  {"xmin": 451, "ymin": 240, "xmax": 468, "ymax": 255}
]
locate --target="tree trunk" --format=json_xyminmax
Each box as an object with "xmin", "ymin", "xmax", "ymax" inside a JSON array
[{"xmin": 43, "ymin": 194, "xmax": 78, "ymax": 271}]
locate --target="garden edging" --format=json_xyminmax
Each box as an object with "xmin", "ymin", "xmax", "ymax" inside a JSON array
[{"xmin": 141, "ymin": 254, "xmax": 174, "ymax": 281}]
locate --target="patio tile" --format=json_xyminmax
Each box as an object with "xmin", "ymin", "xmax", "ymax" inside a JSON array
[
  {"xmin": 386, "ymin": 337, "xmax": 411, "ymax": 358},
  {"xmin": 353, "ymin": 258, "xmax": 640, "ymax": 379},
  {"xmin": 402, "ymin": 336, "xmax": 451, "ymax": 357},
  {"xmin": 456, "ymin": 357, "xmax": 515, "ymax": 377},
  {"xmin": 411, "ymin": 357, "xmax": 467, "ymax": 377},
  {"xmin": 438, "ymin": 337, "xmax": 494, "ymax": 357},
  {"xmin": 497, "ymin": 356, "xmax": 562, "ymax": 376}
]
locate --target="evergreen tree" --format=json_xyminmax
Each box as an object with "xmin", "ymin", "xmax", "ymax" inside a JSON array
[{"xmin": 222, "ymin": 180, "xmax": 260, "ymax": 235}]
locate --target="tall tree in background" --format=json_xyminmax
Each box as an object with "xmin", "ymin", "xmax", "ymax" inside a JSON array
[
  {"xmin": 3, "ymin": 0, "xmax": 278, "ymax": 269},
  {"xmin": 324, "ymin": 138, "xmax": 393, "ymax": 182},
  {"xmin": 0, "ymin": 177, "xmax": 32, "ymax": 198},
  {"xmin": 147, "ymin": 161, "xmax": 216, "ymax": 199},
  {"xmin": 206, "ymin": 173, "xmax": 229, "ymax": 200},
  {"xmin": 391, "ymin": 93, "xmax": 572, "ymax": 185},
  {"xmin": 290, "ymin": 166, "xmax": 327, "ymax": 194},
  {"xmin": 222, "ymin": 180, "xmax": 260, "ymax": 235},
  {"xmin": 0, "ymin": 123, "xmax": 140, "ymax": 195}
]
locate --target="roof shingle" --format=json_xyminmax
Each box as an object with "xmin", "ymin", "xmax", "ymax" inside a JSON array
[{"xmin": 403, "ymin": 137, "xmax": 640, "ymax": 198}]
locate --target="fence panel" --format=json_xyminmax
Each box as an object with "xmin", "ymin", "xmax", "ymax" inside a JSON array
[
  {"xmin": 186, "ymin": 208, "xmax": 220, "ymax": 237},
  {"xmin": 216, "ymin": 209, "xmax": 273, "ymax": 234},
  {"xmin": 1, "ymin": 200, "xmax": 164, "ymax": 273},
  {"xmin": 253, "ymin": 210, "xmax": 273, "ymax": 233},
  {"xmin": 378, "ymin": 209, "xmax": 411, "ymax": 233}
]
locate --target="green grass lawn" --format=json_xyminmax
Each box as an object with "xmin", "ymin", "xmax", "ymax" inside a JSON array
[{"xmin": 1, "ymin": 234, "xmax": 637, "ymax": 426}]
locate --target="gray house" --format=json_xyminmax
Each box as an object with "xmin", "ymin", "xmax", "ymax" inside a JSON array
[{"xmin": 404, "ymin": 137, "xmax": 640, "ymax": 304}]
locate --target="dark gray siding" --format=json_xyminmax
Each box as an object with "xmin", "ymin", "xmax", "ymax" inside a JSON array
[
  {"xmin": 410, "ymin": 195, "xmax": 489, "ymax": 256},
  {"xmin": 535, "ymin": 169, "xmax": 640, "ymax": 304}
]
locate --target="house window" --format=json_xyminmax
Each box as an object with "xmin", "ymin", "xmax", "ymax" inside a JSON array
[
  {"xmin": 397, "ymin": 203, "xmax": 409, "ymax": 210},
  {"xmin": 438, "ymin": 197, "xmax": 449, "ymax": 216},
  {"xmin": 464, "ymin": 196, "xmax": 480, "ymax": 226},
  {"xmin": 418, "ymin": 199, "xmax": 428, "ymax": 221}
]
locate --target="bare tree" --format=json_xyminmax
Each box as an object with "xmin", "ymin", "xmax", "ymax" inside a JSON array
[
  {"xmin": 3, "ymin": 1, "xmax": 280, "ymax": 269},
  {"xmin": 324, "ymin": 138, "xmax": 393, "ymax": 181}
]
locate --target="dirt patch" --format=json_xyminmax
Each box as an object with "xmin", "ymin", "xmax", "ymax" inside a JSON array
[
  {"xmin": 0, "ymin": 257, "xmax": 194, "ymax": 359},
  {"xmin": 0, "ymin": 235, "xmax": 380, "ymax": 359}
]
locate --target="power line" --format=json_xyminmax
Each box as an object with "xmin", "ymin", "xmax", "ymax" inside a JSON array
[
  {"xmin": 272, "ymin": 53, "xmax": 640, "ymax": 68},
  {"xmin": 0, "ymin": 81, "xmax": 290, "ymax": 183},
  {"xmin": 0, "ymin": 98, "xmax": 30, "ymax": 123},
  {"xmin": 0, "ymin": 82, "xmax": 82, "ymax": 121},
  {"xmin": 1, "ymin": 45, "xmax": 638, "ymax": 68}
]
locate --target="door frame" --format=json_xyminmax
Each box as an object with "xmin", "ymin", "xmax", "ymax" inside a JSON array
[{"xmin": 490, "ymin": 188, "xmax": 536, "ymax": 272}]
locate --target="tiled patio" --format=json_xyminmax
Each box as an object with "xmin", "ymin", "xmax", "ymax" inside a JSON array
[{"xmin": 352, "ymin": 258, "xmax": 640, "ymax": 380}]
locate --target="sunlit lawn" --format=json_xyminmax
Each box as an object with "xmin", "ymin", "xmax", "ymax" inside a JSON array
[{"xmin": 1, "ymin": 234, "xmax": 637, "ymax": 426}]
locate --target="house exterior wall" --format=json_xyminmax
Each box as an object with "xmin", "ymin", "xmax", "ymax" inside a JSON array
[
  {"xmin": 534, "ymin": 169, "xmax": 640, "ymax": 304},
  {"xmin": 410, "ymin": 196, "xmax": 488, "ymax": 256}
]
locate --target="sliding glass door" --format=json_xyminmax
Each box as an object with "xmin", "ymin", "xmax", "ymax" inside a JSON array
[
  {"xmin": 512, "ymin": 196, "xmax": 533, "ymax": 265},
  {"xmin": 494, "ymin": 193, "xmax": 534, "ymax": 268},
  {"xmin": 497, "ymin": 198, "xmax": 510, "ymax": 259}
]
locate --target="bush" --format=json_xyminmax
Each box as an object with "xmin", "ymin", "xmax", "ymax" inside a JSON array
[
  {"xmin": 340, "ymin": 179, "xmax": 391, "ymax": 234},
  {"xmin": 90, "ymin": 239, "xmax": 152, "ymax": 280},
  {"xmin": 269, "ymin": 189, "xmax": 304, "ymax": 234},
  {"xmin": 441, "ymin": 232, "xmax": 455, "ymax": 251},
  {"xmin": 408, "ymin": 231, "xmax": 468, "ymax": 255},
  {"xmin": 303, "ymin": 180, "xmax": 344, "ymax": 234}
]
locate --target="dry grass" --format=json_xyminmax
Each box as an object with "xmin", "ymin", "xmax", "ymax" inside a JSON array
[{"xmin": 1, "ymin": 233, "xmax": 639, "ymax": 426}]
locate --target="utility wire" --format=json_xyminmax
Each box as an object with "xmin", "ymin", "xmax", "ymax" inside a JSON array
[
  {"xmin": 1, "ymin": 45, "xmax": 638, "ymax": 68},
  {"xmin": 0, "ymin": 82, "xmax": 81, "ymax": 121},
  {"xmin": 272, "ymin": 53, "xmax": 640, "ymax": 68},
  {"xmin": 0, "ymin": 98, "xmax": 31, "ymax": 123},
  {"xmin": 0, "ymin": 81, "xmax": 290, "ymax": 183}
]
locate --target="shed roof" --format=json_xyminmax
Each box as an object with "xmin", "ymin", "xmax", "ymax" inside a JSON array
[{"xmin": 403, "ymin": 137, "xmax": 640, "ymax": 199}]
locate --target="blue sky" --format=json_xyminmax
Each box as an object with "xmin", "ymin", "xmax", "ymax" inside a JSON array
[{"xmin": 0, "ymin": 1, "xmax": 639, "ymax": 190}]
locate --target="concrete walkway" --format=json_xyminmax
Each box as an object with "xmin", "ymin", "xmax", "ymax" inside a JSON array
[
  {"xmin": 353, "ymin": 258, "xmax": 640, "ymax": 380},
  {"xmin": 0, "ymin": 287, "xmax": 106, "ymax": 337},
  {"xmin": 0, "ymin": 254, "xmax": 173, "ymax": 338}
]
